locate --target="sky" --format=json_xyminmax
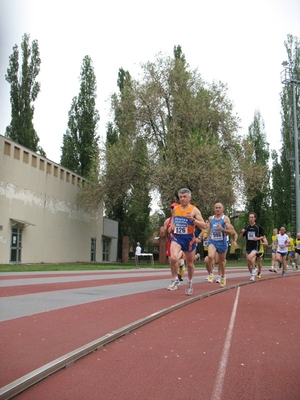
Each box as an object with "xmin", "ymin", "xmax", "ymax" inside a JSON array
[{"xmin": 0, "ymin": 0, "xmax": 299, "ymax": 164}]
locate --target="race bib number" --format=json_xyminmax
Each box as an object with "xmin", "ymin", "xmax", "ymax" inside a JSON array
[
  {"xmin": 247, "ymin": 231, "xmax": 255, "ymax": 241},
  {"xmin": 175, "ymin": 226, "xmax": 188, "ymax": 234},
  {"xmin": 203, "ymin": 240, "xmax": 209, "ymax": 247},
  {"xmin": 211, "ymin": 231, "xmax": 222, "ymax": 241}
]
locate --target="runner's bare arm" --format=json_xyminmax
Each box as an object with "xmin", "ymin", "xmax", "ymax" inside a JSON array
[
  {"xmin": 160, "ymin": 218, "xmax": 169, "ymax": 237},
  {"xmin": 191, "ymin": 208, "xmax": 207, "ymax": 230}
]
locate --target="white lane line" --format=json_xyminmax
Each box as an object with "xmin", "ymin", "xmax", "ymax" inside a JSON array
[{"xmin": 211, "ymin": 286, "xmax": 241, "ymax": 400}]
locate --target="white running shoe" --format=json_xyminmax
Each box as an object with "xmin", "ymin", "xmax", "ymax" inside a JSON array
[
  {"xmin": 215, "ymin": 276, "xmax": 221, "ymax": 283},
  {"xmin": 185, "ymin": 282, "xmax": 193, "ymax": 296},
  {"xmin": 250, "ymin": 275, "xmax": 255, "ymax": 281},
  {"xmin": 167, "ymin": 280, "xmax": 180, "ymax": 291},
  {"xmin": 207, "ymin": 273, "xmax": 214, "ymax": 283}
]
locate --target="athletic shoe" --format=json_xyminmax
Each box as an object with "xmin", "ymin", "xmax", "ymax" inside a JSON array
[
  {"xmin": 195, "ymin": 253, "xmax": 201, "ymax": 263},
  {"xmin": 220, "ymin": 277, "xmax": 226, "ymax": 288},
  {"xmin": 207, "ymin": 273, "xmax": 214, "ymax": 283},
  {"xmin": 252, "ymin": 267, "xmax": 258, "ymax": 276},
  {"xmin": 250, "ymin": 275, "xmax": 255, "ymax": 281},
  {"xmin": 257, "ymin": 272, "xmax": 261, "ymax": 278},
  {"xmin": 167, "ymin": 280, "xmax": 180, "ymax": 291},
  {"xmin": 185, "ymin": 282, "xmax": 193, "ymax": 296},
  {"xmin": 178, "ymin": 273, "xmax": 183, "ymax": 282},
  {"xmin": 215, "ymin": 276, "xmax": 221, "ymax": 283},
  {"xmin": 282, "ymin": 271, "xmax": 286, "ymax": 277},
  {"xmin": 269, "ymin": 268, "xmax": 274, "ymax": 272},
  {"xmin": 274, "ymin": 269, "xmax": 277, "ymax": 273},
  {"xmin": 292, "ymin": 262, "xmax": 296, "ymax": 270}
]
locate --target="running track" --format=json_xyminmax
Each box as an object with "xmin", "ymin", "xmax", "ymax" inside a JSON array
[{"xmin": 0, "ymin": 267, "xmax": 299, "ymax": 399}]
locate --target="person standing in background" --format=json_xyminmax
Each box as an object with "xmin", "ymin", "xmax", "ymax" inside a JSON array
[{"xmin": 135, "ymin": 242, "xmax": 142, "ymax": 268}]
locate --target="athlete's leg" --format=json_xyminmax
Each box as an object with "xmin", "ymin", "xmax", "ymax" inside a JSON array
[
  {"xmin": 207, "ymin": 244, "xmax": 217, "ymax": 274},
  {"xmin": 184, "ymin": 250, "xmax": 196, "ymax": 281},
  {"xmin": 246, "ymin": 250, "xmax": 257, "ymax": 273},
  {"xmin": 169, "ymin": 241, "xmax": 183, "ymax": 279}
]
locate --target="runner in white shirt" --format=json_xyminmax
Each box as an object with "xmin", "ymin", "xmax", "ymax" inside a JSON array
[{"xmin": 275, "ymin": 227, "xmax": 290, "ymax": 276}]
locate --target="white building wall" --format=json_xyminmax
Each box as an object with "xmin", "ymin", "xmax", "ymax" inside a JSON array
[{"xmin": 0, "ymin": 135, "xmax": 117, "ymax": 264}]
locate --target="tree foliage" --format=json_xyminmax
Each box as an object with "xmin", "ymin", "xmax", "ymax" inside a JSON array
[
  {"xmin": 241, "ymin": 110, "xmax": 272, "ymax": 231},
  {"xmin": 271, "ymin": 34, "xmax": 300, "ymax": 234},
  {"xmin": 129, "ymin": 46, "xmax": 242, "ymax": 218},
  {"xmin": 102, "ymin": 68, "xmax": 152, "ymax": 255},
  {"xmin": 5, "ymin": 33, "xmax": 45, "ymax": 155},
  {"xmin": 83, "ymin": 46, "xmax": 276, "ymax": 251},
  {"xmin": 61, "ymin": 55, "xmax": 100, "ymax": 178}
]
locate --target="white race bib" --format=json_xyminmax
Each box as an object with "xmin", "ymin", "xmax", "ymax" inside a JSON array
[
  {"xmin": 247, "ymin": 231, "xmax": 255, "ymax": 241},
  {"xmin": 175, "ymin": 226, "xmax": 188, "ymax": 235},
  {"xmin": 211, "ymin": 231, "xmax": 222, "ymax": 241}
]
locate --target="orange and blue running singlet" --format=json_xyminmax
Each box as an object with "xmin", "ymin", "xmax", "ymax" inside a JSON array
[{"xmin": 170, "ymin": 205, "xmax": 197, "ymax": 252}]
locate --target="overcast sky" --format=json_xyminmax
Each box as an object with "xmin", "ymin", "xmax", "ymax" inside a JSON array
[{"xmin": 0, "ymin": 0, "xmax": 299, "ymax": 164}]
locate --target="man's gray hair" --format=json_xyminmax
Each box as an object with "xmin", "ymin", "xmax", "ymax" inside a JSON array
[{"xmin": 178, "ymin": 188, "xmax": 192, "ymax": 197}]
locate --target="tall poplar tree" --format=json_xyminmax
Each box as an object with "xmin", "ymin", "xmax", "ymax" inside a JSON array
[
  {"xmin": 5, "ymin": 33, "xmax": 45, "ymax": 155},
  {"xmin": 61, "ymin": 55, "xmax": 100, "ymax": 178},
  {"xmin": 242, "ymin": 110, "xmax": 271, "ymax": 231},
  {"xmin": 271, "ymin": 34, "xmax": 300, "ymax": 234},
  {"xmin": 104, "ymin": 67, "xmax": 151, "ymax": 256}
]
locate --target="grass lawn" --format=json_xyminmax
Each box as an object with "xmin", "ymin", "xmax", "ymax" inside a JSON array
[{"xmin": 0, "ymin": 259, "xmax": 268, "ymax": 273}]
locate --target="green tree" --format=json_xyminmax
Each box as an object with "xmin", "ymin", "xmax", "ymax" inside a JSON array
[
  {"xmin": 270, "ymin": 150, "xmax": 291, "ymax": 230},
  {"xmin": 5, "ymin": 33, "xmax": 45, "ymax": 155},
  {"xmin": 279, "ymin": 35, "xmax": 300, "ymax": 233},
  {"xmin": 103, "ymin": 68, "xmax": 151, "ymax": 257},
  {"xmin": 242, "ymin": 110, "xmax": 271, "ymax": 231},
  {"xmin": 61, "ymin": 55, "xmax": 100, "ymax": 178},
  {"xmin": 132, "ymin": 47, "xmax": 242, "ymax": 217}
]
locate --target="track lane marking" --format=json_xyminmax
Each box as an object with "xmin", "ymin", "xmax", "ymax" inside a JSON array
[{"xmin": 211, "ymin": 286, "xmax": 241, "ymax": 400}]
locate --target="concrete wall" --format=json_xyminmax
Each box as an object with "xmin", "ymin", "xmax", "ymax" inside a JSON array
[{"xmin": 0, "ymin": 135, "xmax": 118, "ymax": 264}]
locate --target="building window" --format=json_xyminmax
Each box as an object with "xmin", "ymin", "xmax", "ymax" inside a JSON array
[
  {"xmin": 14, "ymin": 146, "xmax": 20, "ymax": 160},
  {"xmin": 23, "ymin": 151, "xmax": 29, "ymax": 163},
  {"xmin": 39, "ymin": 159, "xmax": 45, "ymax": 171},
  {"xmin": 102, "ymin": 237, "xmax": 111, "ymax": 261},
  {"xmin": 47, "ymin": 162, "xmax": 52, "ymax": 174},
  {"xmin": 32, "ymin": 155, "xmax": 37, "ymax": 167},
  {"xmin": 4, "ymin": 141, "xmax": 11, "ymax": 156},
  {"xmin": 91, "ymin": 237, "xmax": 96, "ymax": 262}
]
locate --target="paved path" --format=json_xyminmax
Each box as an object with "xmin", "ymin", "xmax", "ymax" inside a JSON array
[{"xmin": 1, "ymin": 267, "xmax": 300, "ymax": 399}]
